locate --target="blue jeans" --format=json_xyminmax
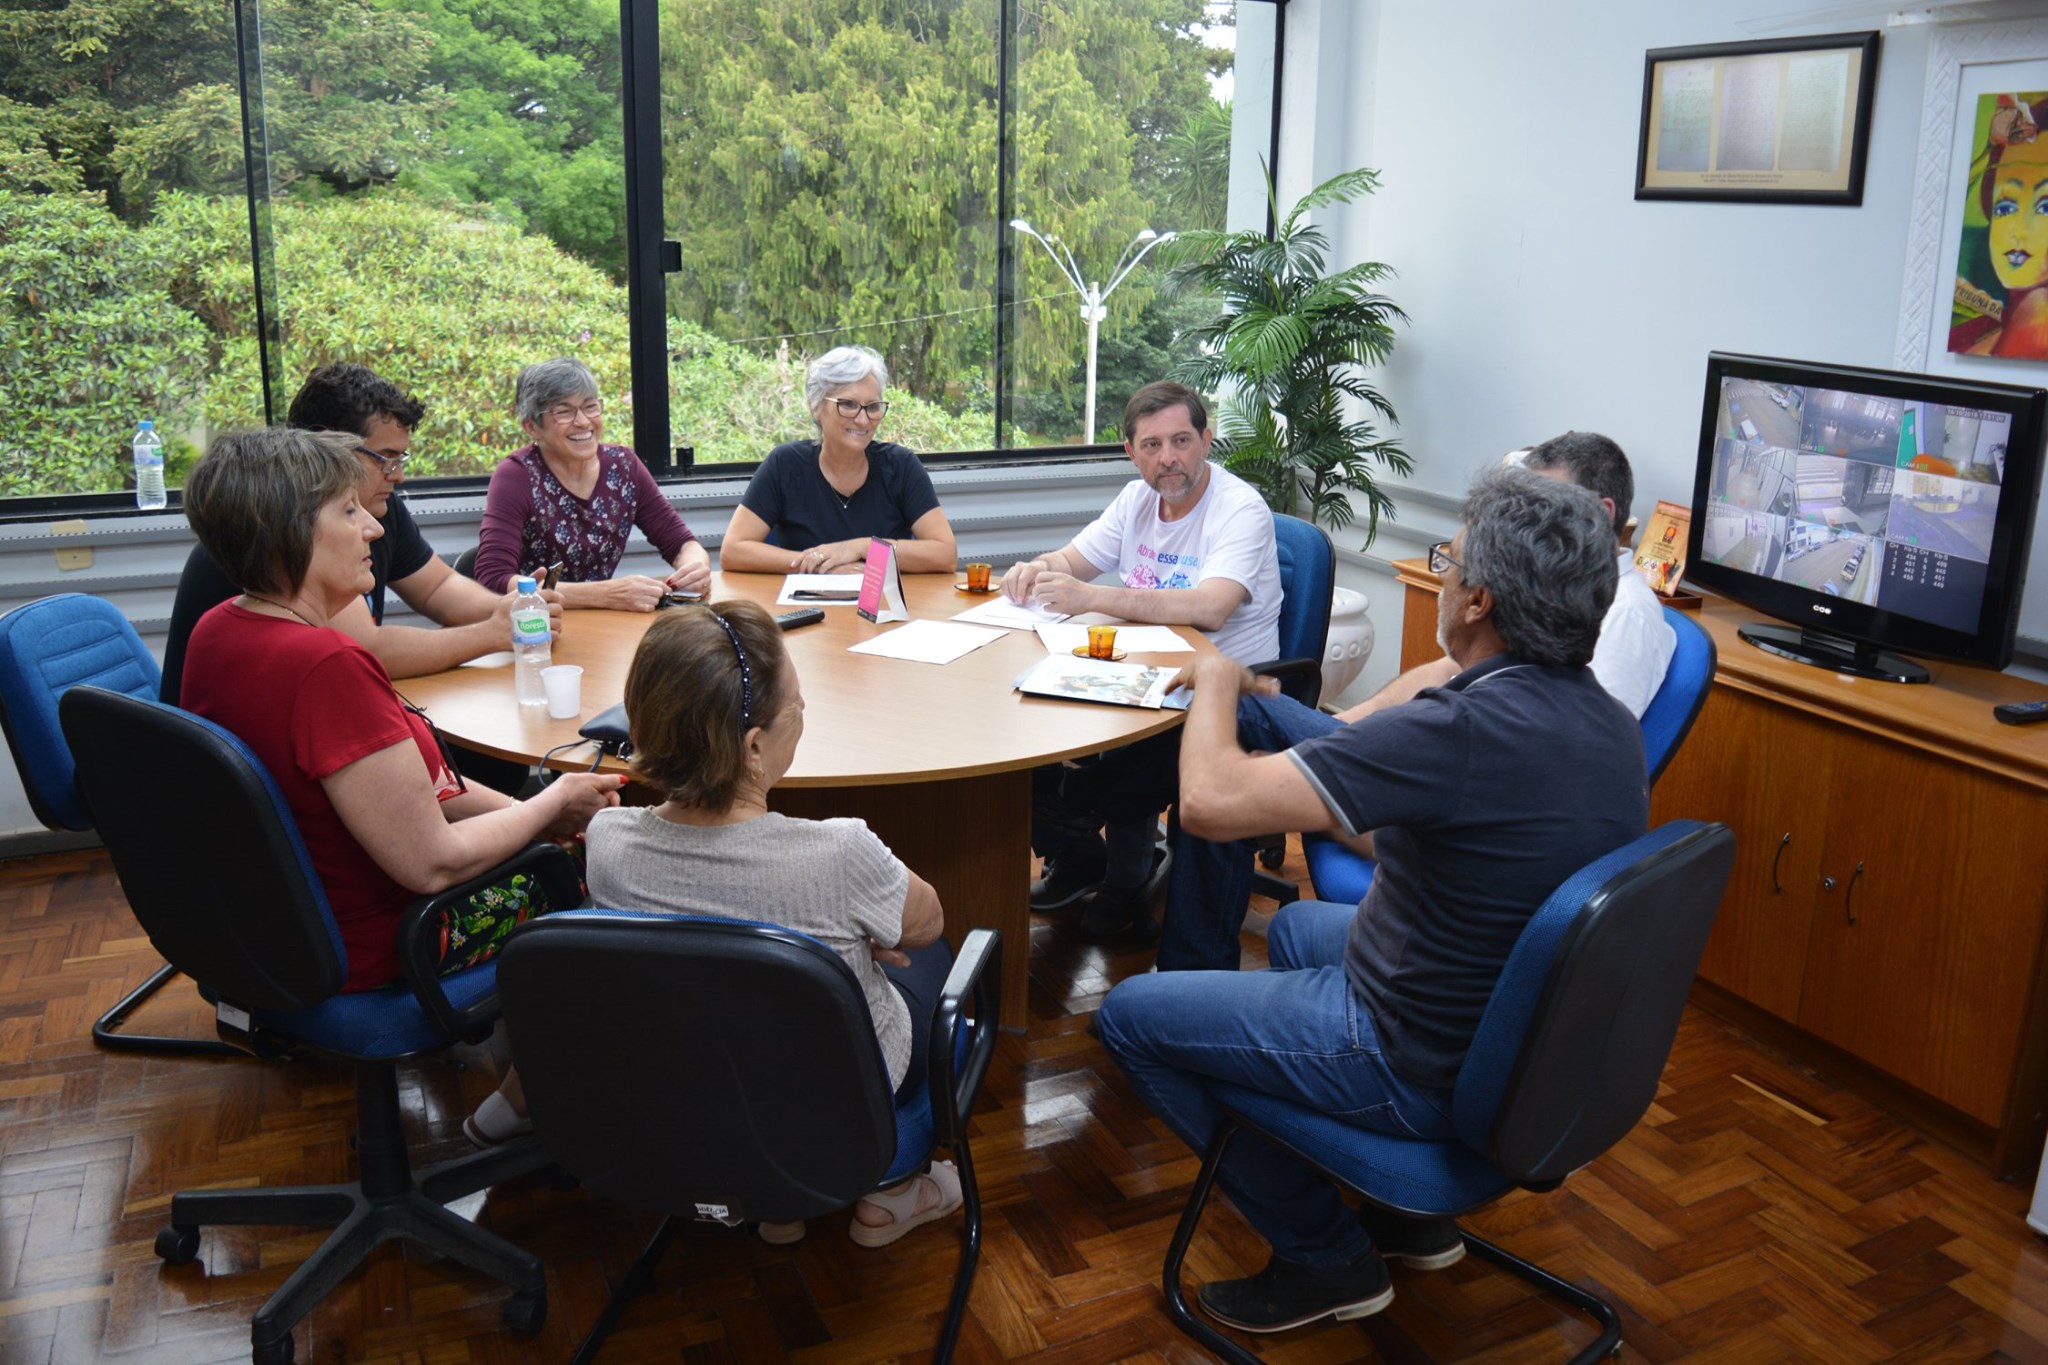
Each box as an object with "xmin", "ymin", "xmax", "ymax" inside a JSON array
[
  {"xmin": 881, "ymin": 937, "xmax": 954, "ymax": 1101},
  {"xmin": 1158, "ymin": 692, "xmax": 1343, "ymax": 971},
  {"xmin": 1098, "ymin": 899, "xmax": 1456, "ymax": 1266}
]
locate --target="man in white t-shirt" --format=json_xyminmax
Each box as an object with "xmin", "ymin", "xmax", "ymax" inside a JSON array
[{"xmin": 1004, "ymin": 381, "xmax": 1282, "ymax": 938}]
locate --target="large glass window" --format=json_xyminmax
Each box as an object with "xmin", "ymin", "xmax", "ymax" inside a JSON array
[
  {"xmin": 657, "ymin": 0, "xmax": 1271, "ymax": 467},
  {"xmin": 245, "ymin": 0, "xmax": 633, "ymax": 481},
  {"xmin": 0, "ymin": 0, "xmax": 1275, "ymax": 505},
  {"xmin": 0, "ymin": 0, "xmax": 633, "ymax": 502},
  {"xmin": 0, "ymin": 0, "xmax": 257, "ymax": 500}
]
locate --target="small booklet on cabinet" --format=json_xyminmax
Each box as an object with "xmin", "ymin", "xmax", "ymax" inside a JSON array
[
  {"xmin": 1633, "ymin": 500, "xmax": 1692, "ymax": 596},
  {"xmin": 1013, "ymin": 655, "xmax": 1187, "ymax": 709}
]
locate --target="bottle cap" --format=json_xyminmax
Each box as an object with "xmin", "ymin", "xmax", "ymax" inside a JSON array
[
  {"xmin": 515, "ymin": 576, "xmax": 538, "ymax": 593},
  {"xmin": 137, "ymin": 420, "xmax": 154, "ymax": 431}
]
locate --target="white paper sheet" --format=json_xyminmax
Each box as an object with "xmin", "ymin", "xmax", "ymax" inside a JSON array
[
  {"xmin": 846, "ymin": 619, "xmax": 1006, "ymax": 665},
  {"xmin": 950, "ymin": 596, "xmax": 1068, "ymax": 630},
  {"xmin": 775, "ymin": 572, "xmax": 865, "ymax": 605},
  {"xmin": 1032, "ymin": 623, "xmax": 1196, "ymax": 655}
]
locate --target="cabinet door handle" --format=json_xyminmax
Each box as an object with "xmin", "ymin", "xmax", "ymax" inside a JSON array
[
  {"xmin": 1844, "ymin": 860, "xmax": 1864, "ymax": 925},
  {"xmin": 1771, "ymin": 832, "xmax": 1791, "ymax": 893}
]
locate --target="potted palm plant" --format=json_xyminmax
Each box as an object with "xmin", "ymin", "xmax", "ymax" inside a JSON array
[{"xmin": 1166, "ymin": 166, "xmax": 1409, "ymax": 546}]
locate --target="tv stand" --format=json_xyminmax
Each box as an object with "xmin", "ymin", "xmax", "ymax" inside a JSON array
[{"xmin": 1736, "ymin": 621, "xmax": 1931, "ymax": 684}]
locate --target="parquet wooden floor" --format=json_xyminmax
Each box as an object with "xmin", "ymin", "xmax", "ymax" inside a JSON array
[{"xmin": 3, "ymin": 843, "xmax": 2047, "ymax": 1364}]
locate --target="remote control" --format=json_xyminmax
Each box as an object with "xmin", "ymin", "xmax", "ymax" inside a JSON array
[
  {"xmin": 775, "ymin": 608, "xmax": 825, "ymax": 630},
  {"xmin": 1994, "ymin": 700, "xmax": 2048, "ymax": 725}
]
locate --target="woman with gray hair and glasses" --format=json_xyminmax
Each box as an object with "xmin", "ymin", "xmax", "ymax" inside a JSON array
[
  {"xmin": 719, "ymin": 345, "xmax": 959, "ymax": 574},
  {"xmin": 476, "ymin": 357, "xmax": 713, "ymax": 611}
]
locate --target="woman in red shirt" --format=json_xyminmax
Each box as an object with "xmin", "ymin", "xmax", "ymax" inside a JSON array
[{"xmin": 181, "ymin": 428, "xmax": 623, "ymax": 1138}]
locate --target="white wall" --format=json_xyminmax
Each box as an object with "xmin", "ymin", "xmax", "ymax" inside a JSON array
[{"xmin": 1282, "ymin": 0, "xmax": 2005, "ymax": 679}]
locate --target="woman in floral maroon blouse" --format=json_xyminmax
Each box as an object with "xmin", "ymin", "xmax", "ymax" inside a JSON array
[{"xmin": 475, "ymin": 357, "xmax": 713, "ymax": 611}]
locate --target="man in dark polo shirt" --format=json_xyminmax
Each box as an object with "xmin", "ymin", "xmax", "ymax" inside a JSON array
[
  {"xmin": 1097, "ymin": 468, "xmax": 1647, "ymax": 1335},
  {"xmin": 161, "ymin": 364, "xmax": 556, "ymax": 706}
]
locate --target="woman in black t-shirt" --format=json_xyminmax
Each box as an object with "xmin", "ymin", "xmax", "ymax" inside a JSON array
[{"xmin": 719, "ymin": 346, "xmax": 959, "ymax": 574}]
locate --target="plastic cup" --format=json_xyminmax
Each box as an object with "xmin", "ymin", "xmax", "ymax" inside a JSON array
[
  {"xmin": 966, "ymin": 561, "xmax": 991, "ymax": 591},
  {"xmin": 540, "ymin": 665, "xmax": 583, "ymax": 719},
  {"xmin": 1087, "ymin": 624, "xmax": 1118, "ymax": 659}
]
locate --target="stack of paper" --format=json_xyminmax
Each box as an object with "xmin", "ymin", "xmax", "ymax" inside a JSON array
[{"xmin": 952, "ymin": 596, "xmax": 1067, "ymax": 630}]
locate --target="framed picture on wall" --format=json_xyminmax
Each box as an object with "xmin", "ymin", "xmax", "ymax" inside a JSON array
[
  {"xmin": 1894, "ymin": 17, "xmax": 2048, "ymax": 374},
  {"xmin": 1635, "ymin": 31, "xmax": 1880, "ymax": 205}
]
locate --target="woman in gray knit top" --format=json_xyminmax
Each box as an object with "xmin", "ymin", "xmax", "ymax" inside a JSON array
[{"xmin": 585, "ymin": 601, "xmax": 963, "ymax": 1248}]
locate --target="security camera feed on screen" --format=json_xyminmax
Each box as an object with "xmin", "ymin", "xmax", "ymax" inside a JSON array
[{"xmin": 1699, "ymin": 377, "xmax": 2009, "ymax": 633}]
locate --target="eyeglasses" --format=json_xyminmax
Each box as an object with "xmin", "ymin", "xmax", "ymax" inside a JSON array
[
  {"xmin": 355, "ymin": 445, "xmax": 409, "ymax": 475},
  {"xmin": 831, "ymin": 398, "xmax": 889, "ymax": 420},
  {"xmin": 543, "ymin": 399, "xmax": 604, "ymax": 424},
  {"xmin": 394, "ymin": 692, "xmax": 467, "ymax": 797},
  {"xmin": 1428, "ymin": 540, "xmax": 1463, "ymax": 576}
]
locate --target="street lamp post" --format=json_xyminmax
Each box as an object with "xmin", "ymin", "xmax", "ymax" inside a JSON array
[{"xmin": 1010, "ymin": 220, "xmax": 1175, "ymax": 444}]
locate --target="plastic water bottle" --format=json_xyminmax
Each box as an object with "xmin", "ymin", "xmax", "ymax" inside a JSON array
[
  {"xmin": 511, "ymin": 575, "xmax": 551, "ymax": 706},
  {"xmin": 132, "ymin": 420, "xmax": 166, "ymax": 510}
]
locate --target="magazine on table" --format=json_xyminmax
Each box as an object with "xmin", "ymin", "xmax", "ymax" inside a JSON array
[{"xmin": 1012, "ymin": 655, "xmax": 1187, "ymax": 709}]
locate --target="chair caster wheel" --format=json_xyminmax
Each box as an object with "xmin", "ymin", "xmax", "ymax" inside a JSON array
[
  {"xmin": 504, "ymin": 1288, "xmax": 547, "ymax": 1334},
  {"xmin": 1257, "ymin": 845, "xmax": 1286, "ymax": 870},
  {"xmin": 251, "ymin": 1334, "xmax": 294, "ymax": 1365},
  {"xmin": 155, "ymin": 1224, "xmax": 200, "ymax": 1264}
]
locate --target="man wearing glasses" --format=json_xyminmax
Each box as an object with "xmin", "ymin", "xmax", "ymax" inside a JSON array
[
  {"xmin": 1151, "ymin": 430, "xmax": 1675, "ymax": 975},
  {"xmin": 162, "ymin": 364, "xmax": 557, "ymax": 707},
  {"xmin": 1098, "ymin": 469, "xmax": 1647, "ymax": 1334}
]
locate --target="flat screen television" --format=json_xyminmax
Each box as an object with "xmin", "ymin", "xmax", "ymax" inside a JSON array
[{"xmin": 1687, "ymin": 352, "xmax": 2047, "ymax": 682}]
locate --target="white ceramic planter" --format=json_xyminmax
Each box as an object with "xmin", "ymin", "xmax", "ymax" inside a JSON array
[{"xmin": 1321, "ymin": 585, "xmax": 1374, "ymax": 701}]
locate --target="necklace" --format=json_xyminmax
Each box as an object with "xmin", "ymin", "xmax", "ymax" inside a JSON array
[{"xmin": 243, "ymin": 595, "xmax": 322, "ymax": 629}]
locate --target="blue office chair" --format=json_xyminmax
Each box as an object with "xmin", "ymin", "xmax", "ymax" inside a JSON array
[
  {"xmin": 1254, "ymin": 513, "xmax": 1337, "ymax": 707},
  {"xmin": 1235, "ymin": 514, "xmax": 1336, "ymax": 905},
  {"xmin": 0, "ymin": 593, "xmax": 237, "ymax": 1056},
  {"xmin": 1163, "ymin": 819, "xmax": 1736, "ymax": 1364},
  {"xmin": 1637, "ymin": 606, "xmax": 1717, "ymax": 786},
  {"xmin": 497, "ymin": 912, "xmax": 1000, "ymax": 1363},
  {"xmin": 1305, "ymin": 606, "xmax": 1716, "ymax": 908},
  {"xmin": 60, "ymin": 685, "xmax": 582, "ymax": 1365}
]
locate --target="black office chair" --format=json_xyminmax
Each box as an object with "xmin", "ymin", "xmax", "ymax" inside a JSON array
[
  {"xmin": 1160, "ymin": 820, "xmax": 1736, "ymax": 1363},
  {"xmin": 0, "ymin": 593, "xmax": 236, "ymax": 1056},
  {"xmin": 60, "ymin": 685, "xmax": 584, "ymax": 1365},
  {"xmin": 454, "ymin": 545, "xmax": 480, "ymax": 580},
  {"xmin": 498, "ymin": 912, "xmax": 1001, "ymax": 1363}
]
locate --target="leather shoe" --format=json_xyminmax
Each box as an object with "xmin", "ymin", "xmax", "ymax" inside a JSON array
[
  {"xmin": 1357, "ymin": 1204, "xmax": 1465, "ymax": 1270},
  {"xmin": 1198, "ymin": 1250, "xmax": 1393, "ymax": 1332},
  {"xmin": 1077, "ymin": 882, "xmax": 1158, "ymax": 940},
  {"xmin": 1030, "ymin": 849, "xmax": 1105, "ymax": 912}
]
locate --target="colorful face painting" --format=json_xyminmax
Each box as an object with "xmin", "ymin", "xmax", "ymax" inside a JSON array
[{"xmin": 1949, "ymin": 91, "xmax": 2048, "ymax": 362}]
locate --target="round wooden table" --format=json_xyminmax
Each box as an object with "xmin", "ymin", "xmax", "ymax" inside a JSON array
[{"xmin": 400, "ymin": 571, "xmax": 1211, "ymax": 1028}]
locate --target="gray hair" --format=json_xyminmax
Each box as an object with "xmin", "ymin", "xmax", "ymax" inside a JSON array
[
  {"xmin": 515, "ymin": 357, "xmax": 601, "ymax": 425},
  {"xmin": 1523, "ymin": 430, "xmax": 1634, "ymax": 539},
  {"xmin": 1458, "ymin": 467, "xmax": 1617, "ymax": 670},
  {"xmin": 803, "ymin": 345, "xmax": 889, "ymax": 412},
  {"xmin": 185, "ymin": 428, "xmax": 367, "ymax": 597}
]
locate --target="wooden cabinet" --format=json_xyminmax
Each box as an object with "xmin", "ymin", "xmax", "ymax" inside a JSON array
[
  {"xmin": 1654, "ymin": 688, "xmax": 1827, "ymax": 1022},
  {"xmin": 1391, "ymin": 561, "xmax": 2048, "ymax": 1174}
]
